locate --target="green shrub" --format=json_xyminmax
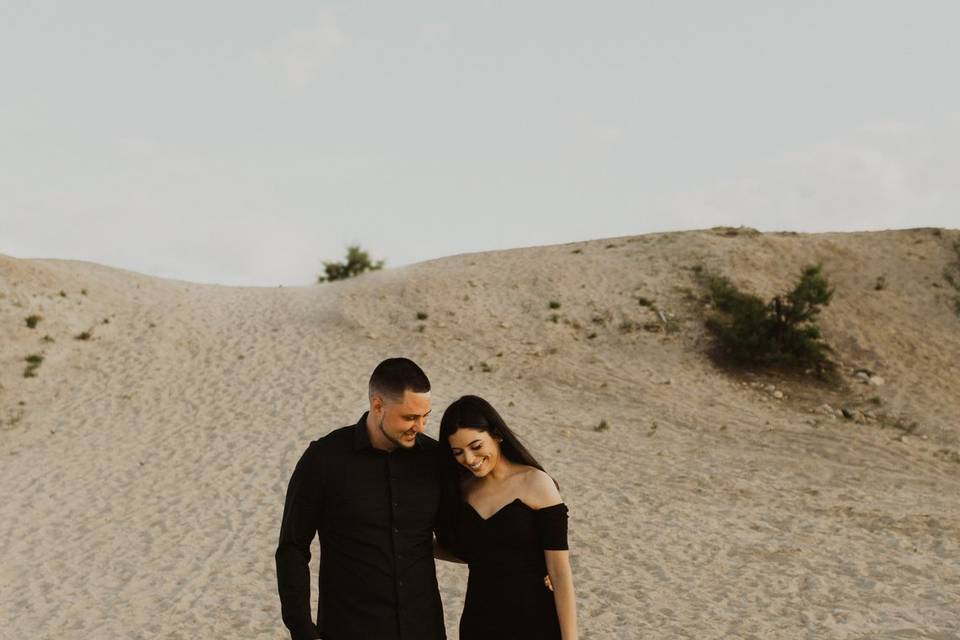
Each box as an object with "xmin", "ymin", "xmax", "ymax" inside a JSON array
[
  {"xmin": 317, "ymin": 245, "xmax": 385, "ymax": 283},
  {"xmin": 25, "ymin": 314, "xmax": 42, "ymax": 329},
  {"xmin": 415, "ymin": 311, "xmax": 428, "ymax": 321},
  {"xmin": 548, "ymin": 300, "xmax": 561, "ymax": 310},
  {"xmin": 699, "ymin": 264, "xmax": 834, "ymax": 373},
  {"xmin": 944, "ymin": 240, "xmax": 960, "ymax": 317},
  {"xmin": 23, "ymin": 353, "xmax": 44, "ymax": 378}
]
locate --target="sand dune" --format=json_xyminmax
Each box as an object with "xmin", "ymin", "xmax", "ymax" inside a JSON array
[{"xmin": 2, "ymin": 228, "xmax": 959, "ymax": 639}]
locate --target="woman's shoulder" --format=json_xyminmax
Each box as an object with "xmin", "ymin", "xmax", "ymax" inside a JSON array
[
  {"xmin": 517, "ymin": 466, "xmax": 563, "ymax": 510},
  {"xmin": 459, "ymin": 475, "xmax": 477, "ymax": 495}
]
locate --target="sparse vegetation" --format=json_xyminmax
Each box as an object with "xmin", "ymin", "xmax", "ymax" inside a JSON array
[
  {"xmin": 41, "ymin": 335, "xmax": 54, "ymax": 343},
  {"xmin": 23, "ymin": 353, "xmax": 44, "ymax": 378},
  {"xmin": 548, "ymin": 300, "xmax": 561, "ymax": 310},
  {"xmin": 697, "ymin": 264, "xmax": 835, "ymax": 375},
  {"xmin": 59, "ymin": 290, "xmax": 67, "ymax": 297},
  {"xmin": 943, "ymin": 240, "xmax": 960, "ymax": 317},
  {"xmin": 636, "ymin": 296, "xmax": 652, "ymax": 307},
  {"xmin": 416, "ymin": 311, "xmax": 428, "ymax": 321},
  {"xmin": 874, "ymin": 276, "xmax": 887, "ymax": 291},
  {"xmin": 25, "ymin": 314, "xmax": 42, "ymax": 329},
  {"xmin": 317, "ymin": 245, "xmax": 385, "ymax": 283},
  {"xmin": 75, "ymin": 330, "xmax": 93, "ymax": 341},
  {"xmin": 594, "ymin": 419, "xmax": 610, "ymax": 432},
  {"xmin": 711, "ymin": 226, "xmax": 761, "ymax": 238},
  {"xmin": 549, "ymin": 313, "xmax": 559, "ymax": 323},
  {"xmin": 2, "ymin": 408, "xmax": 25, "ymax": 428},
  {"xmin": 480, "ymin": 361, "xmax": 493, "ymax": 373}
]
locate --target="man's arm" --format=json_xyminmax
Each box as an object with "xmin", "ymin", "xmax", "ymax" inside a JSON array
[
  {"xmin": 432, "ymin": 536, "xmax": 465, "ymax": 563},
  {"xmin": 276, "ymin": 443, "xmax": 323, "ymax": 640}
]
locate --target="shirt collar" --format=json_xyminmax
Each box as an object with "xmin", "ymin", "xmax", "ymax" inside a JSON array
[{"xmin": 353, "ymin": 412, "xmax": 373, "ymax": 451}]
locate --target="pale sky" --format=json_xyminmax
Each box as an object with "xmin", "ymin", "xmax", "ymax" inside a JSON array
[{"xmin": 2, "ymin": 1, "xmax": 958, "ymax": 286}]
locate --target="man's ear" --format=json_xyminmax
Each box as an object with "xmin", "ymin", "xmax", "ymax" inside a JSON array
[{"xmin": 371, "ymin": 394, "xmax": 383, "ymax": 416}]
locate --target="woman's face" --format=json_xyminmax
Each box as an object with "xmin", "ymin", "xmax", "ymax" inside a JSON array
[{"xmin": 448, "ymin": 427, "xmax": 501, "ymax": 478}]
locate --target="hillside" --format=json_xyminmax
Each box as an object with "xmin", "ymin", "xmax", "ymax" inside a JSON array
[{"xmin": 2, "ymin": 228, "xmax": 958, "ymax": 639}]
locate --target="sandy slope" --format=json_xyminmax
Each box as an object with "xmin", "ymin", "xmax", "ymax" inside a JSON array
[{"xmin": 1, "ymin": 228, "xmax": 959, "ymax": 639}]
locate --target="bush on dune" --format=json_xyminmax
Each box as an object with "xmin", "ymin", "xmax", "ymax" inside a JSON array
[
  {"xmin": 698, "ymin": 264, "xmax": 835, "ymax": 376},
  {"xmin": 317, "ymin": 246, "xmax": 385, "ymax": 283}
]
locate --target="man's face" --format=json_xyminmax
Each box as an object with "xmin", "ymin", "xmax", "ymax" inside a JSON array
[{"xmin": 374, "ymin": 390, "xmax": 432, "ymax": 450}]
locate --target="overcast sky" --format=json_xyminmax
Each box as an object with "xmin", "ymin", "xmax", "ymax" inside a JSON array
[{"xmin": 2, "ymin": 1, "xmax": 958, "ymax": 286}]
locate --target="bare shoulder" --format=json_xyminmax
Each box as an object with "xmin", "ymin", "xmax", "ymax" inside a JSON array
[
  {"xmin": 460, "ymin": 475, "xmax": 477, "ymax": 497},
  {"xmin": 519, "ymin": 466, "xmax": 562, "ymax": 509}
]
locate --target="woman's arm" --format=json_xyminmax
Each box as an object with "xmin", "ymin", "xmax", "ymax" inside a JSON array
[
  {"xmin": 524, "ymin": 469, "xmax": 577, "ymax": 640},
  {"xmin": 545, "ymin": 549, "xmax": 577, "ymax": 640}
]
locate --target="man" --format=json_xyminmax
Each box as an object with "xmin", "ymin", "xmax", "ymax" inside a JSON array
[{"xmin": 275, "ymin": 357, "xmax": 446, "ymax": 640}]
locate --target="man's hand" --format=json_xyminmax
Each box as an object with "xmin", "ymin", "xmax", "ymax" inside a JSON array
[{"xmin": 544, "ymin": 574, "xmax": 554, "ymax": 591}]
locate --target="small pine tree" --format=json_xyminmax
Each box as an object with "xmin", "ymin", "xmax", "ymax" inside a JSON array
[
  {"xmin": 317, "ymin": 246, "xmax": 385, "ymax": 283},
  {"xmin": 701, "ymin": 264, "xmax": 834, "ymax": 372}
]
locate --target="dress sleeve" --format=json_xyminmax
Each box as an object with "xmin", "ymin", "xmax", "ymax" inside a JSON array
[{"xmin": 535, "ymin": 503, "xmax": 569, "ymax": 550}]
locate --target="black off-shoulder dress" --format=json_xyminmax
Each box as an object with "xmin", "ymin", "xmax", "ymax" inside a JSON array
[{"xmin": 457, "ymin": 498, "xmax": 569, "ymax": 640}]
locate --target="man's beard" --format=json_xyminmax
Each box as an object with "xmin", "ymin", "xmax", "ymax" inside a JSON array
[{"xmin": 379, "ymin": 415, "xmax": 414, "ymax": 449}]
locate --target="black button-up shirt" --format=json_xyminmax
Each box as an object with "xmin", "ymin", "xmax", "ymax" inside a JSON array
[{"xmin": 276, "ymin": 413, "xmax": 446, "ymax": 640}]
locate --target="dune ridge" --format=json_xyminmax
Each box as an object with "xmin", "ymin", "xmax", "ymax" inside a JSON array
[{"xmin": 2, "ymin": 228, "xmax": 959, "ymax": 639}]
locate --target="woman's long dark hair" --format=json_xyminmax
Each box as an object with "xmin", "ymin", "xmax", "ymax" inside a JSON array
[{"xmin": 435, "ymin": 395, "xmax": 554, "ymax": 554}]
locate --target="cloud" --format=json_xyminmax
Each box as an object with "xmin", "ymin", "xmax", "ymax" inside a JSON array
[
  {"xmin": 250, "ymin": 10, "xmax": 350, "ymax": 89},
  {"xmin": 664, "ymin": 122, "xmax": 960, "ymax": 232},
  {"xmin": 417, "ymin": 22, "xmax": 450, "ymax": 46}
]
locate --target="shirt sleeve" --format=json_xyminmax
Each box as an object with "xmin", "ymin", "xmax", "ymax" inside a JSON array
[
  {"xmin": 275, "ymin": 442, "xmax": 324, "ymax": 640},
  {"xmin": 535, "ymin": 503, "xmax": 569, "ymax": 551}
]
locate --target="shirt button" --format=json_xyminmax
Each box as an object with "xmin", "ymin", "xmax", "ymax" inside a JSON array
[{"xmin": 393, "ymin": 526, "xmax": 400, "ymax": 533}]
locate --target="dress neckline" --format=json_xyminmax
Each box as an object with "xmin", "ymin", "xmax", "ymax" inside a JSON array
[
  {"xmin": 465, "ymin": 497, "xmax": 529, "ymax": 522},
  {"xmin": 464, "ymin": 498, "xmax": 567, "ymax": 522}
]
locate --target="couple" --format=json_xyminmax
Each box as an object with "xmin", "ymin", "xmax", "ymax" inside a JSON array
[{"xmin": 275, "ymin": 357, "xmax": 577, "ymax": 640}]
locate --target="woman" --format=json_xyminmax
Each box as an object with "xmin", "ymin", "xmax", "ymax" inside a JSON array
[{"xmin": 438, "ymin": 395, "xmax": 578, "ymax": 640}]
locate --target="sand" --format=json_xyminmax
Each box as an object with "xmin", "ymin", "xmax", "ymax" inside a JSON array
[{"xmin": 1, "ymin": 228, "xmax": 959, "ymax": 639}]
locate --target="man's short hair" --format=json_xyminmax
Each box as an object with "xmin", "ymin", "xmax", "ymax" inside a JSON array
[{"xmin": 368, "ymin": 357, "xmax": 430, "ymax": 403}]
